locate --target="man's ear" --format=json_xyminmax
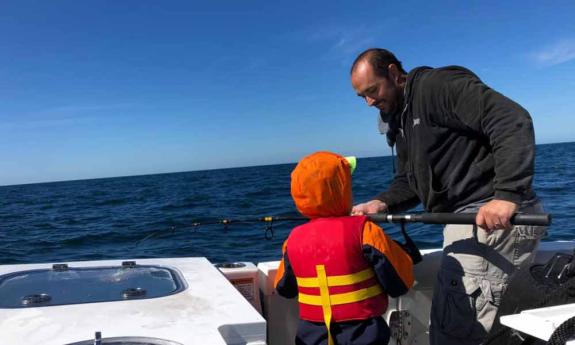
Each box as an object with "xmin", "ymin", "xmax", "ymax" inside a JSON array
[{"xmin": 388, "ymin": 64, "xmax": 400, "ymax": 83}]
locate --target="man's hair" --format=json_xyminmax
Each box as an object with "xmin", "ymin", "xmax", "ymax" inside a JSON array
[{"xmin": 350, "ymin": 48, "xmax": 407, "ymax": 78}]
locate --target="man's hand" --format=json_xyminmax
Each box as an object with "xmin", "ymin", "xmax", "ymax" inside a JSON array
[
  {"xmin": 476, "ymin": 199, "xmax": 519, "ymax": 232},
  {"xmin": 351, "ymin": 200, "xmax": 388, "ymax": 215}
]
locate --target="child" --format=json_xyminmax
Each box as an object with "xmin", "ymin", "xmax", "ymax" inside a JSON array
[{"xmin": 274, "ymin": 151, "xmax": 414, "ymax": 345}]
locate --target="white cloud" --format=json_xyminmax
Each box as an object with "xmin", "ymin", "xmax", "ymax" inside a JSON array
[
  {"xmin": 0, "ymin": 116, "xmax": 98, "ymax": 131},
  {"xmin": 532, "ymin": 39, "xmax": 575, "ymax": 66},
  {"xmin": 308, "ymin": 25, "xmax": 379, "ymax": 56},
  {"xmin": 38, "ymin": 104, "xmax": 134, "ymax": 115},
  {"xmin": 0, "ymin": 103, "xmax": 134, "ymax": 131}
]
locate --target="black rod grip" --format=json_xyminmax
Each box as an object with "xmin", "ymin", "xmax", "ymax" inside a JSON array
[{"xmin": 368, "ymin": 213, "xmax": 551, "ymax": 226}]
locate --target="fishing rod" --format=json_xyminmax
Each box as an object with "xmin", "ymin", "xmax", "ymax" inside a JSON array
[
  {"xmin": 189, "ymin": 216, "xmax": 306, "ymax": 240},
  {"xmin": 134, "ymin": 215, "xmax": 306, "ymax": 247},
  {"xmin": 368, "ymin": 212, "xmax": 552, "ymax": 226},
  {"xmin": 189, "ymin": 212, "xmax": 552, "ymax": 228},
  {"xmin": 191, "ymin": 216, "xmax": 305, "ymax": 228},
  {"xmin": 183, "ymin": 212, "xmax": 551, "ymax": 265},
  {"xmin": 136, "ymin": 212, "xmax": 551, "ymax": 264}
]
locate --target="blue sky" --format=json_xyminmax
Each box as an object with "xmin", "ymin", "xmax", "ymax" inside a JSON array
[{"xmin": 1, "ymin": 1, "xmax": 574, "ymax": 185}]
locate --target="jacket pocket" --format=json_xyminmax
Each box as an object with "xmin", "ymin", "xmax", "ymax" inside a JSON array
[
  {"xmin": 426, "ymin": 164, "xmax": 449, "ymax": 209},
  {"xmin": 516, "ymin": 224, "xmax": 547, "ymax": 240},
  {"xmin": 434, "ymin": 270, "xmax": 487, "ymax": 339}
]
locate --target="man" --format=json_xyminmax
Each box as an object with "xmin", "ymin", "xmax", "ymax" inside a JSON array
[{"xmin": 350, "ymin": 48, "xmax": 546, "ymax": 345}]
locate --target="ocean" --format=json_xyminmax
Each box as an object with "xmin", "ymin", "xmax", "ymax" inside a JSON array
[{"xmin": 1, "ymin": 142, "xmax": 574, "ymax": 265}]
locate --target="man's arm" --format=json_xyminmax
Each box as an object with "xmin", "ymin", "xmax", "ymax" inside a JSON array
[
  {"xmin": 352, "ymin": 142, "xmax": 419, "ymax": 215},
  {"xmin": 431, "ymin": 67, "xmax": 534, "ymax": 230}
]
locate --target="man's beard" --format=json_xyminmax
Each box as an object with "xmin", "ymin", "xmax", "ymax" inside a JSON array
[{"xmin": 381, "ymin": 91, "xmax": 405, "ymax": 123}]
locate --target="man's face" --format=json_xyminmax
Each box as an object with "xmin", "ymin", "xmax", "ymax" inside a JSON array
[{"xmin": 351, "ymin": 60, "xmax": 401, "ymax": 115}]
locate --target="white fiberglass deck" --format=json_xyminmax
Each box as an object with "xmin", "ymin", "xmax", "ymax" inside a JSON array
[
  {"xmin": 501, "ymin": 303, "xmax": 575, "ymax": 343},
  {"xmin": 0, "ymin": 257, "xmax": 266, "ymax": 345}
]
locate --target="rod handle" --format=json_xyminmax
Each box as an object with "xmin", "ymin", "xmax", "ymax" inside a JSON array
[
  {"xmin": 418, "ymin": 213, "xmax": 551, "ymax": 226},
  {"xmin": 369, "ymin": 213, "xmax": 552, "ymax": 226}
]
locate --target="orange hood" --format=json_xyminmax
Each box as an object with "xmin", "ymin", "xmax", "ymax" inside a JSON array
[{"xmin": 291, "ymin": 151, "xmax": 353, "ymax": 218}]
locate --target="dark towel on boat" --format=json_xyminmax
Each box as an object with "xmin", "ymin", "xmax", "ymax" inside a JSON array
[{"xmin": 484, "ymin": 251, "xmax": 575, "ymax": 345}]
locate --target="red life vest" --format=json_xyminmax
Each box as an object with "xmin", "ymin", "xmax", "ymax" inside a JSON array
[{"xmin": 287, "ymin": 216, "xmax": 388, "ymax": 323}]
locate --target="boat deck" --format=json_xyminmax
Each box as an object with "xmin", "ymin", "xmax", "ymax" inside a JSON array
[{"xmin": 0, "ymin": 257, "xmax": 266, "ymax": 345}]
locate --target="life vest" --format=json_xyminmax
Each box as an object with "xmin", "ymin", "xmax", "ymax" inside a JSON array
[{"xmin": 287, "ymin": 216, "xmax": 389, "ymax": 325}]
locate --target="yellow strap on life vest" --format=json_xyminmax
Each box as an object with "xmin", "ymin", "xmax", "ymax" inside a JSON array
[
  {"xmin": 297, "ymin": 267, "xmax": 375, "ymax": 288},
  {"xmin": 298, "ymin": 284, "xmax": 383, "ymax": 306},
  {"xmin": 316, "ymin": 265, "xmax": 334, "ymax": 345}
]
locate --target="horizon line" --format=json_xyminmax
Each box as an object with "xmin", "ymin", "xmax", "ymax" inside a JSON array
[{"xmin": 1, "ymin": 140, "xmax": 573, "ymax": 188}]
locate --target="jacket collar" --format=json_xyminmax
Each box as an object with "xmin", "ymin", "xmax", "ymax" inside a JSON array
[{"xmin": 378, "ymin": 66, "xmax": 431, "ymax": 147}]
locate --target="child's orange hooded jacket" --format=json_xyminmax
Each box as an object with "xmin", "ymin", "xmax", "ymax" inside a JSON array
[{"xmin": 274, "ymin": 152, "xmax": 414, "ymax": 337}]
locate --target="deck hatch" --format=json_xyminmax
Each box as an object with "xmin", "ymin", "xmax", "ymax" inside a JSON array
[
  {"xmin": 65, "ymin": 335, "xmax": 184, "ymax": 345},
  {"xmin": 0, "ymin": 263, "xmax": 186, "ymax": 308}
]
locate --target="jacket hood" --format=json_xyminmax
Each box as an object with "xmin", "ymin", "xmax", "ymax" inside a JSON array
[{"xmin": 290, "ymin": 151, "xmax": 353, "ymax": 218}]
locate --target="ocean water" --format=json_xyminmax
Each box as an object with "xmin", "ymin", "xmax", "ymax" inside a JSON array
[{"xmin": 0, "ymin": 142, "xmax": 574, "ymax": 265}]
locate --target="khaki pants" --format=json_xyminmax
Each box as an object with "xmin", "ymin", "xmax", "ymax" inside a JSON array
[{"xmin": 429, "ymin": 201, "xmax": 546, "ymax": 345}]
